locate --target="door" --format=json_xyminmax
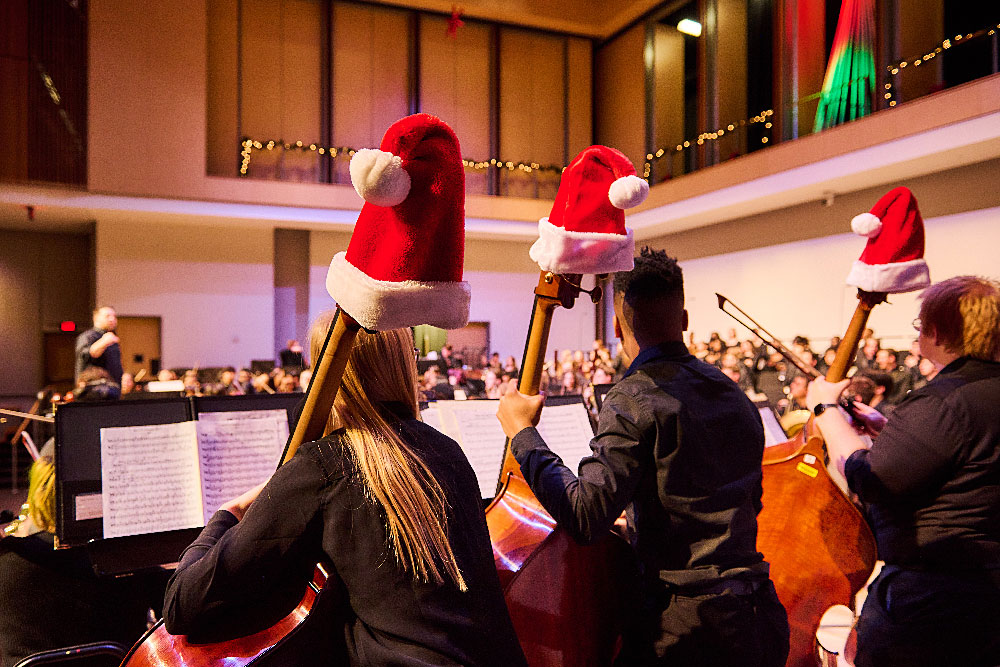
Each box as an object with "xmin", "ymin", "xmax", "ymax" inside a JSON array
[{"xmin": 116, "ymin": 316, "xmax": 162, "ymax": 380}]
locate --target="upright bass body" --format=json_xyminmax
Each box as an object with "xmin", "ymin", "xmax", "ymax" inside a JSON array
[
  {"xmin": 752, "ymin": 291, "xmax": 885, "ymax": 667},
  {"xmin": 757, "ymin": 424, "xmax": 876, "ymax": 667},
  {"xmin": 487, "ymin": 474, "xmax": 634, "ymax": 666},
  {"xmin": 485, "ymin": 271, "xmax": 635, "ymax": 666}
]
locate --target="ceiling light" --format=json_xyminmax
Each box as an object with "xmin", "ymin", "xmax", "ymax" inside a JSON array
[{"xmin": 677, "ymin": 19, "xmax": 702, "ymax": 37}]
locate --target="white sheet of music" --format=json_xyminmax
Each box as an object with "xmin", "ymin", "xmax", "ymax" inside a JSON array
[
  {"xmin": 536, "ymin": 402, "xmax": 596, "ymax": 471},
  {"xmin": 419, "ymin": 405, "xmax": 444, "ymax": 435},
  {"xmin": 100, "ymin": 421, "xmax": 204, "ymax": 539},
  {"xmin": 196, "ymin": 410, "xmax": 287, "ymax": 525},
  {"xmin": 434, "ymin": 402, "xmax": 506, "ymax": 498}
]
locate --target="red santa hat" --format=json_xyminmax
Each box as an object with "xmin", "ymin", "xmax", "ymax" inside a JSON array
[
  {"xmin": 326, "ymin": 113, "xmax": 470, "ymax": 331},
  {"xmin": 846, "ymin": 186, "xmax": 930, "ymax": 294},
  {"xmin": 528, "ymin": 145, "xmax": 647, "ymax": 275}
]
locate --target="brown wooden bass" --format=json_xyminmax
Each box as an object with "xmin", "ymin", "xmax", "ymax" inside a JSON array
[
  {"xmin": 120, "ymin": 309, "xmax": 360, "ymax": 666},
  {"xmin": 753, "ymin": 290, "xmax": 885, "ymax": 667},
  {"xmin": 485, "ymin": 271, "xmax": 635, "ymax": 666}
]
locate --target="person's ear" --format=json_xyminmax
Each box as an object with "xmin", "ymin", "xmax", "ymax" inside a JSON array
[
  {"xmin": 614, "ymin": 314, "xmax": 623, "ymax": 340},
  {"xmin": 682, "ymin": 309, "xmax": 689, "ymax": 332}
]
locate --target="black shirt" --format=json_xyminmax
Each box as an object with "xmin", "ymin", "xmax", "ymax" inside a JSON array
[
  {"xmin": 163, "ymin": 418, "xmax": 526, "ymax": 667},
  {"xmin": 512, "ymin": 341, "xmax": 770, "ymax": 588},
  {"xmin": 0, "ymin": 532, "xmax": 160, "ymax": 666},
  {"xmin": 75, "ymin": 327, "xmax": 123, "ymax": 385},
  {"xmin": 845, "ymin": 357, "xmax": 1000, "ymax": 573}
]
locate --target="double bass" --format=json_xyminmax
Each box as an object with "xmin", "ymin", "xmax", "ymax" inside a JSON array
[
  {"xmin": 121, "ymin": 309, "xmax": 361, "ymax": 666},
  {"xmin": 485, "ymin": 270, "xmax": 635, "ymax": 665},
  {"xmin": 720, "ymin": 291, "xmax": 883, "ymax": 667}
]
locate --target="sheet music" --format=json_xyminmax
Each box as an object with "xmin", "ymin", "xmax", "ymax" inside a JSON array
[
  {"xmin": 435, "ymin": 402, "xmax": 506, "ymax": 498},
  {"xmin": 100, "ymin": 421, "xmax": 203, "ymax": 539},
  {"xmin": 419, "ymin": 405, "xmax": 444, "ymax": 434},
  {"xmin": 758, "ymin": 407, "xmax": 788, "ymax": 447},
  {"xmin": 536, "ymin": 403, "xmax": 596, "ymax": 471},
  {"xmin": 196, "ymin": 411, "xmax": 287, "ymax": 524}
]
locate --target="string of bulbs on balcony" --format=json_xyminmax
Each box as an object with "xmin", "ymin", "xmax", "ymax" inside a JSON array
[
  {"xmin": 239, "ymin": 107, "xmax": 778, "ymax": 184},
  {"xmin": 884, "ymin": 21, "xmax": 1000, "ymax": 108},
  {"xmin": 641, "ymin": 109, "xmax": 775, "ymax": 179}
]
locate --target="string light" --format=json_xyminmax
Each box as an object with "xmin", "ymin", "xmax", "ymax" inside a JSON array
[
  {"xmin": 885, "ymin": 22, "xmax": 1000, "ymax": 108},
  {"xmin": 642, "ymin": 109, "xmax": 774, "ymax": 179},
  {"xmin": 239, "ymin": 138, "xmax": 565, "ymax": 177}
]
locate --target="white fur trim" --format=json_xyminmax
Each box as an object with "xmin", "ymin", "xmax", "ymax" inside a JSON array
[
  {"xmin": 528, "ymin": 217, "xmax": 635, "ymax": 275},
  {"xmin": 349, "ymin": 149, "xmax": 411, "ymax": 207},
  {"xmin": 846, "ymin": 258, "xmax": 930, "ymax": 294},
  {"xmin": 851, "ymin": 212, "xmax": 882, "ymax": 238},
  {"xmin": 326, "ymin": 253, "xmax": 470, "ymax": 330},
  {"xmin": 608, "ymin": 175, "xmax": 649, "ymax": 209}
]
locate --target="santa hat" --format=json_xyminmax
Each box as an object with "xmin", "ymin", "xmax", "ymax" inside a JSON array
[
  {"xmin": 845, "ymin": 186, "xmax": 930, "ymax": 294},
  {"xmin": 528, "ymin": 145, "xmax": 647, "ymax": 275},
  {"xmin": 326, "ymin": 114, "xmax": 470, "ymax": 331}
]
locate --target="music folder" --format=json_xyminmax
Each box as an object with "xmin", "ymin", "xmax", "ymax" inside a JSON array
[{"xmin": 55, "ymin": 393, "xmax": 302, "ymax": 575}]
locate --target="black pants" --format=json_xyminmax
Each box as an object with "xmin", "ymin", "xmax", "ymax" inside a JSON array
[
  {"xmin": 616, "ymin": 578, "xmax": 789, "ymax": 667},
  {"xmin": 854, "ymin": 565, "xmax": 1000, "ymax": 667}
]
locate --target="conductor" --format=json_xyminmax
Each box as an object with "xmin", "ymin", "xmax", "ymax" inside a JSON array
[{"xmin": 75, "ymin": 306, "xmax": 123, "ymax": 397}]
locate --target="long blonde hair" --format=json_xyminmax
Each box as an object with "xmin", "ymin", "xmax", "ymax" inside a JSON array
[{"xmin": 309, "ymin": 311, "xmax": 467, "ymax": 590}]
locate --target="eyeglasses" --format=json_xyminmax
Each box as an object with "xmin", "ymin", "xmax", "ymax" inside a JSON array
[{"xmin": 912, "ymin": 318, "xmax": 922, "ymax": 332}]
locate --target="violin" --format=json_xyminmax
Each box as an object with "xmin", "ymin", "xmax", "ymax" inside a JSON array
[{"xmin": 485, "ymin": 271, "xmax": 635, "ymax": 665}]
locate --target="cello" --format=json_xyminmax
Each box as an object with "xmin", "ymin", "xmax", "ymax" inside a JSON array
[
  {"xmin": 485, "ymin": 270, "xmax": 636, "ymax": 666},
  {"xmin": 121, "ymin": 309, "xmax": 361, "ymax": 666},
  {"xmin": 735, "ymin": 290, "xmax": 883, "ymax": 667}
]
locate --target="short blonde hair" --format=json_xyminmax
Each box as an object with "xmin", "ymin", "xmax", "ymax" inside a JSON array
[
  {"xmin": 28, "ymin": 455, "xmax": 57, "ymax": 533},
  {"xmin": 919, "ymin": 276, "xmax": 1000, "ymax": 361}
]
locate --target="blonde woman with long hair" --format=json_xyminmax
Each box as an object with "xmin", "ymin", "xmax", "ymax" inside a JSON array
[{"xmin": 164, "ymin": 313, "xmax": 526, "ymax": 665}]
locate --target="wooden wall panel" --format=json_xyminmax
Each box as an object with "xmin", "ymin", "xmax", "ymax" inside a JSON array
[
  {"xmin": 566, "ymin": 36, "xmax": 593, "ymax": 159},
  {"xmin": 280, "ymin": 0, "xmax": 322, "ymax": 182},
  {"xmin": 716, "ymin": 0, "xmax": 747, "ymax": 160},
  {"xmin": 240, "ymin": 0, "xmax": 284, "ymax": 177},
  {"xmin": 595, "ymin": 24, "xmax": 646, "ymax": 175},
  {"xmin": 898, "ymin": 0, "xmax": 943, "ymax": 102},
  {"xmin": 654, "ymin": 24, "xmax": 685, "ymax": 180},
  {"xmin": 419, "ymin": 15, "xmax": 492, "ymax": 194},
  {"xmin": 238, "ymin": 0, "xmax": 322, "ymax": 181},
  {"xmin": 331, "ymin": 2, "xmax": 410, "ymax": 183},
  {"xmin": 499, "ymin": 29, "xmax": 565, "ymax": 199},
  {"xmin": 206, "ymin": 0, "xmax": 239, "ymax": 177}
]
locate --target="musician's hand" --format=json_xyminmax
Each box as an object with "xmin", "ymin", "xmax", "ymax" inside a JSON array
[
  {"xmin": 806, "ymin": 377, "xmax": 850, "ymax": 412},
  {"xmin": 612, "ymin": 511, "xmax": 629, "ymax": 539},
  {"xmin": 496, "ymin": 380, "xmax": 544, "ymax": 439},
  {"xmin": 850, "ymin": 401, "xmax": 887, "ymax": 436},
  {"xmin": 220, "ymin": 481, "xmax": 267, "ymax": 521}
]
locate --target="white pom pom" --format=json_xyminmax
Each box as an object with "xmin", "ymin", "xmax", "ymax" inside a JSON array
[
  {"xmin": 350, "ymin": 148, "xmax": 411, "ymax": 207},
  {"xmin": 608, "ymin": 175, "xmax": 649, "ymax": 210},
  {"xmin": 851, "ymin": 212, "xmax": 883, "ymax": 238}
]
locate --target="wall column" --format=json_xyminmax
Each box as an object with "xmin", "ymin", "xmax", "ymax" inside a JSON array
[{"xmin": 273, "ymin": 229, "xmax": 311, "ymax": 362}]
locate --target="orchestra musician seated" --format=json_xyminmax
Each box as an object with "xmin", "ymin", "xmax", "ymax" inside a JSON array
[
  {"xmin": 0, "ymin": 452, "xmax": 165, "ymax": 666},
  {"xmin": 808, "ymin": 275, "xmax": 1000, "ymax": 667},
  {"xmin": 162, "ymin": 314, "xmax": 526, "ymax": 666},
  {"xmin": 496, "ymin": 248, "xmax": 789, "ymax": 666}
]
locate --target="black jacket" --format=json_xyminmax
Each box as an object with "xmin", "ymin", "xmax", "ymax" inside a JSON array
[
  {"xmin": 512, "ymin": 341, "xmax": 770, "ymax": 589},
  {"xmin": 163, "ymin": 416, "xmax": 526, "ymax": 666},
  {"xmin": 846, "ymin": 357, "xmax": 1000, "ymax": 574}
]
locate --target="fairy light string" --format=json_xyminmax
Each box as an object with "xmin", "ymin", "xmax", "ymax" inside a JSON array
[
  {"xmin": 240, "ymin": 108, "xmax": 777, "ymax": 182},
  {"xmin": 885, "ymin": 22, "xmax": 1000, "ymax": 108}
]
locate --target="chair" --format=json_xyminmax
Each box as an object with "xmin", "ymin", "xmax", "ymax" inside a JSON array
[{"xmin": 12, "ymin": 641, "xmax": 128, "ymax": 667}]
